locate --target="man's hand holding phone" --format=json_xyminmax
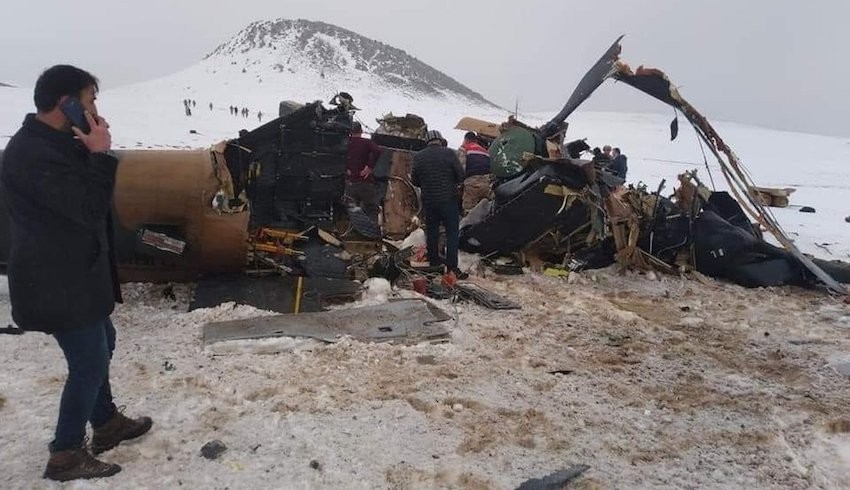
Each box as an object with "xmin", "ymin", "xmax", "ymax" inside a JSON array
[{"xmin": 72, "ymin": 111, "xmax": 112, "ymax": 154}]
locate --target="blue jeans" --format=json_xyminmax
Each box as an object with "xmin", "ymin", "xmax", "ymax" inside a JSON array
[
  {"xmin": 423, "ymin": 200, "xmax": 460, "ymax": 271},
  {"xmin": 51, "ymin": 317, "xmax": 117, "ymax": 451}
]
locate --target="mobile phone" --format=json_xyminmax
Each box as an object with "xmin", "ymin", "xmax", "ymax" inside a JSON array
[{"xmin": 59, "ymin": 97, "xmax": 91, "ymax": 134}]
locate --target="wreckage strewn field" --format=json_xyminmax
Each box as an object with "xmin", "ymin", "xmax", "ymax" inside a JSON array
[
  {"xmin": 1, "ymin": 267, "xmax": 849, "ymax": 489},
  {"xmin": 2, "ymin": 59, "xmax": 850, "ymax": 488}
]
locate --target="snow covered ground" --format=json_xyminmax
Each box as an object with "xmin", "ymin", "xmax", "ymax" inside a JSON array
[
  {"xmin": 2, "ymin": 268, "xmax": 850, "ymax": 489},
  {"xmin": 1, "ymin": 53, "xmax": 850, "ymax": 488}
]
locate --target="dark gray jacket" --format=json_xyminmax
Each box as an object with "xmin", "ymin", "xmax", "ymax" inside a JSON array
[
  {"xmin": 610, "ymin": 154, "xmax": 628, "ymax": 179},
  {"xmin": 411, "ymin": 144, "xmax": 464, "ymax": 206},
  {"xmin": 1, "ymin": 114, "xmax": 122, "ymax": 333}
]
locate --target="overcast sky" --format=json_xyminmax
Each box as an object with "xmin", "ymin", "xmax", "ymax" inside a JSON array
[{"xmin": 3, "ymin": 0, "xmax": 848, "ymax": 137}]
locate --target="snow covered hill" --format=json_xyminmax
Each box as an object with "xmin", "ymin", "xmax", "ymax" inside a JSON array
[
  {"xmin": 89, "ymin": 18, "xmax": 506, "ymax": 150},
  {"xmin": 206, "ymin": 19, "xmax": 494, "ymax": 107}
]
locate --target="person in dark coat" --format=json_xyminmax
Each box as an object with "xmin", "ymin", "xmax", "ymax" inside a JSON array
[
  {"xmin": 345, "ymin": 122, "xmax": 383, "ymax": 221},
  {"xmin": 411, "ymin": 130, "xmax": 468, "ymax": 279},
  {"xmin": 610, "ymin": 147, "xmax": 628, "ymax": 179},
  {"xmin": 1, "ymin": 65, "xmax": 152, "ymax": 481},
  {"xmin": 591, "ymin": 146, "xmax": 611, "ymax": 164}
]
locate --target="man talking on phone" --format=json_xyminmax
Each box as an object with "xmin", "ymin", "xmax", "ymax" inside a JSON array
[{"xmin": 1, "ymin": 65, "xmax": 152, "ymax": 481}]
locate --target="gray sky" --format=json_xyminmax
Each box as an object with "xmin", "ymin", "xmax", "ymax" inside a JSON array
[{"xmin": 3, "ymin": 0, "xmax": 848, "ymax": 137}]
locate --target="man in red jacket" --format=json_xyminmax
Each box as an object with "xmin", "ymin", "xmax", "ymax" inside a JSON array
[
  {"xmin": 458, "ymin": 132, "xmax": 492, "ymax": 212},
  {"xmin": 345, "ymin": 122, "xmax": 383, "ymax": 221}
]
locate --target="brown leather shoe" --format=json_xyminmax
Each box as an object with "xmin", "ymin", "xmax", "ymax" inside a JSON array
[
  {"xmin": 43, "ymin": 447, "xmax": 121, "ymax": 481},
  {"xmin": 91, "ymin": 410, "xmax": 153, "ymax": 455}
]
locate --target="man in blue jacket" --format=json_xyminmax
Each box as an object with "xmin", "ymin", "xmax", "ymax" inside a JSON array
[
  {"xmin": 610, "ymin": 147, "xmax": 628, "ymax": 180},
  {"xmin": 2, "ymin": 65, "xmax": 152, "ymax": 481}
]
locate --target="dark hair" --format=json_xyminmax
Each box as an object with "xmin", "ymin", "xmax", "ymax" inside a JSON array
[
  {"xmin": 613, "ymin": 147, "xmax": 621, "ymax": 153},
  {"xmin": 33, "ymin": 65, "xmax": 99, "ymax": 112},
  {"xmin": 464, "ymin": 131, "xmax": 477, "ymax": 141},
  {"xmin": 350, "ymin": 121, "xmax": 362, "ymax": 134}
]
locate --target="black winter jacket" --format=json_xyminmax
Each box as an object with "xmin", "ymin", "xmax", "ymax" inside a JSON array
[
  {"xmin": 610, "ymin": 154, "xmax": 628, "ymax": 179},
  {"xmin": 411, "ymin": 144, "xmax": 464, "ymax": 206},
  {"xmin": 1, "ymin": 114, "xmax": 122, "ymax": 333}
]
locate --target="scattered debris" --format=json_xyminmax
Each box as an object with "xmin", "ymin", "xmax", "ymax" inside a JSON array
[
  {"xmin": 455, "ymin": 282, "xmax": 522, "ymax": 310},
  {"xmin": 202, "ymin": 299, "xmax": 451, "ymax": 346},
  {"xmin": 191, "ymin": 275, "xmax": 361, "ymax": 314},
  {"xmin": 543, "ymin": 267, "xmax": 570, "ymax": 278},
  {"xmin": 751, "ymin": 186, "xmax": 795, "ymax": 208},
  {"xmin": 482, "ymin": 256, "xmax": 524, "ymax": 275},
  {"xmin": 425, "ymin": 282, "xmax": 453, "ymax": 300},
  {"xmin": 800, "ymin": 206, "xmax": 817, "ymax": 213},
  {"xmin": 373, "ymin": 114, "xmax": 425, "ymax": 238},
  {"xmin": 515, "ymin": 464, "xmax": 590, "ymax": 490},
  {"xmin": 200, "ymin": 440, "xmax": 227, "ymax": 460},
  {"xmin": 845, "ymin": 216, "xmax": 850, "ymax": 223},
  {"xmin": 455, "ymin": 116, "xmax": 501, "ymax": 140},
  {"xmin": 411, "ymin": 276, "xmax": 429, "ymax": 295},
  {"xmin": 309, "ymin": 459, "xmax": 322, "ymax": 471}
]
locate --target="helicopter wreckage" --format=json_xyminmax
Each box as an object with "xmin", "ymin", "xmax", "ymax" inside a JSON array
[{"xmin": 0, "ymin": 37, "xmax": 847, "ymax": 317}]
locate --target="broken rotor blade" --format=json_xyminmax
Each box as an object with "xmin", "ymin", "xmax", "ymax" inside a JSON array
[{"xmin": 540, "ymin": 35, "xmax": 624, "ymax": 137}]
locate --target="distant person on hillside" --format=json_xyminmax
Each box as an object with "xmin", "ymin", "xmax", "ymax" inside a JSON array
[
  {"xmin": 257, "ymin": 111, "xmax": 263, "ymax": 122},
  {"xmin": 610, "ymin": 147, "xmax": 628, "ymax": 179},
  {"xmin": 412, "ymin": 130, "xmax": 468, "ymax": 279},
  {"xmin": 458, "ymin": 131, "xmax": 492, "ymax": 213},
  {"xmin": 345, "ymin": 122, "xmax": 382, "ymax": 221},
  {"xmin": 209, "ymin": 102, "xmax": 213, "ymax": 111},
  {"xmin": 1, "ymin": 64, "xmax": 152, "ymax": 481}
]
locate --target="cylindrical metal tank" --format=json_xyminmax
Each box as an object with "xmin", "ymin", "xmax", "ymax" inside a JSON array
[{"xmin": 112, "ymin": 149, "xmax": 249, "ymax": 282}]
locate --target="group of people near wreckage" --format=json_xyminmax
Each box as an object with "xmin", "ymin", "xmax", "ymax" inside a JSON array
[
  {"xmin": 346, "ymin": 125, "xmax": 631, "ymax": 281},
  {"xmin": 346, "ymin": 126, "xmax": 501, "ymax": 281},
  {"xmin": 592, "ymin": 144, "xmax": 628, "ymax": 180}
]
